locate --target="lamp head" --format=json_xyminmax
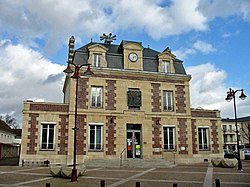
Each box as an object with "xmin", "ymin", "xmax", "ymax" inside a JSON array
[
  {"xmin": 71, "ymin": 66, "xmax": 80, "ymax": 79},
  {"xmin": 225, "ymin": 91, "xmax": 233, "ymax": 102},
  {"xmin": 83, "ymin": 64, "xmax": 94, "ymax": 77},
  {"xmin": 63, "ymin": 63, "xmax": 73, "ymax": 75},
  {"xmin": 239, "ymin": 90, "xmax": 247, "ymax": 100}
]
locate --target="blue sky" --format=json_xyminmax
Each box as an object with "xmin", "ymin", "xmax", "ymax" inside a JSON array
[{"xmin": 0, "ymin": 0, "xmax": 250, "ymax": 125}]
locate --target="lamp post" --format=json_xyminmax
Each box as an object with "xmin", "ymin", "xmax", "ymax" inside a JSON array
[
  {"xmin": 64, "ymin": 62, "xmax": 93, "ymax": 182},
  {"xmin": 225, "ymin": 88, "xmax": 247, "ymax": 170}
]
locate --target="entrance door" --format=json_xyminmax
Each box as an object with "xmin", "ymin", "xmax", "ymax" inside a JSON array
[{"xmin": 127, "ymin": 124, "xmax": 141, "ymax": 158}]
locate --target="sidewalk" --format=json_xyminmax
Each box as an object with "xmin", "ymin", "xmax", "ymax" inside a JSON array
[{"xmin": 0, "ymin": 161, "xmax": 249, "ymax": 187}]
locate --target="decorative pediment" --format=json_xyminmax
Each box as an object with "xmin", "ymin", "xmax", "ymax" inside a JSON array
[
  {"xmin": 88, "ymin": 44, "xmax": 108, "ymax": 52},
  {"xmin": 158, "ymin": 48, "xmax": 176, "ymax": 60}
]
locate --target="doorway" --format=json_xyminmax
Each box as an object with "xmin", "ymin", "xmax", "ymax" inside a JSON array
[{"xmin": 127, "ymin": 124, "xmax": 141, "ymax": 158}]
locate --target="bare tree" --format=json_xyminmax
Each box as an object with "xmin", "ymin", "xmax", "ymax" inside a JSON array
[
  {"xmin": 241, "ymin": 121, "xmax": 250, "ymax": 144},
  {"xmin": 0, "ymin": 114, "xmax": 19, "ymax": 129}
]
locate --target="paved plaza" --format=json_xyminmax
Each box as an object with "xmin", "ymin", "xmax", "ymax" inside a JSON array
[{"xmin": 0, "ymin": 161, "xmax": 249, "ymax": 187}]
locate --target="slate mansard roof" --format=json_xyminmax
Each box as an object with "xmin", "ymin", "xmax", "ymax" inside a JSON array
[{"xmin": 73, "ymin": 40, "xmax": 187, "ymax": 75}]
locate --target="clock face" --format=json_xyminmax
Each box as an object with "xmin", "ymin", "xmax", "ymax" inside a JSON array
[{"xmin": 129, "ymin": 52, "xmax": 138, "ymax": 62}]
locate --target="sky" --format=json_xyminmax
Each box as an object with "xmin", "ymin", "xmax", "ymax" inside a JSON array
[{"xmin": 0, "ymin": 0, "xmax": 250, "ymax": 126}]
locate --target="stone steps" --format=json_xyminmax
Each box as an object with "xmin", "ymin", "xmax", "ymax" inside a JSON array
[{"xmin": 84, "ymin": 159, "xmax": 175, "ymax": 168}]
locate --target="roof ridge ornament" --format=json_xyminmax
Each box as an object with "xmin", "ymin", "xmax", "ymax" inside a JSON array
[{"xmin": 100, "ymin": 33, "xmax": 116, "ymax": 45}]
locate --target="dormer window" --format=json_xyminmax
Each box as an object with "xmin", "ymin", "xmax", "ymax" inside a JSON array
[
  {"xmin": 93, "ymin": 53, "xmax": 102, "ymax": 67},
  {"xmin": 162, "ymin": 61, "xmax": 170, "ymax": 73}
]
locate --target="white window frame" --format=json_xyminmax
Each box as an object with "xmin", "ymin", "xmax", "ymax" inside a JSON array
[
  {"xmin": 88, "ymin": 123, "xmax": 103, "ymax": 151},
  {"xmin": 163, "ymin": 90, "xmax": 174, "ymax": 111},
  {"xmin": 162, "ymin": 61, "xmax": 170, "ymax": 73},
  {"xmin": 163, "ymin": 125, "xmax": 176, "ymax": 151},
  {"xmin": 198, "ymin": 127, "xmax": 209, "ymax": 150},
  {"xmin": 93, "ymin": 53, "xmax": 102, "ymax": 67},
  {"xmin": 91, "ymin": 86, "xmax": 103, "ymax": 108},
  {"xmin": 40, "ymin": 122, "xmax": 56, "ymax": 150}
]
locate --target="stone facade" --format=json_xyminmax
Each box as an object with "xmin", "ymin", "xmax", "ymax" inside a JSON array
[
  {"xmin": 222, "ymin": 116, "xmax": 250, "ymax": 151},
  {"xmin": 20, "ymin": 37, "xmax": 223, "ymax": 165}
]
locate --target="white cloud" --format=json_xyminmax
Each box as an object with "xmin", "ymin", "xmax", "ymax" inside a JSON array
[
  {"xmin": 187, "ymin": 63, "xmax": 227, "ymax": 109},
  {"xmin": 0, "ymin": 40, "xmax": 65, "ymax": 125},
  {"xmin": 222, "ymin": 30, "xmax": 240, "ymax": 38},
  {"xmin": 173, "ymin": 40, "xmax": 216, "ymax": 59},
  {"xmin": 197, "ymin": 0, "xmax": 250, "ymax": 21},
  {"xmin": 193, "ymin": 40, "xmax": 217, "ymax": 53},
  {"xmin": 0, "ymin": 0, "xmax": 208, "ymax": 51},
  {"xmin": 0, "ymin": 0, "xmax": 249, "ymax": 53},
  {"xmin": 186, "ymin": 63, "xmax": 250, "ymax": 118}
]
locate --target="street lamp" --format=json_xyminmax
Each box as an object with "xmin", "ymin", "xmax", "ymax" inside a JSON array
[
  {"xmin": 225, "ymin": 88, "xmax": 247, "ymax": 170},
  {"xmin": 64, "ymin": 62, "xmax": 93, "ymax": 182}
]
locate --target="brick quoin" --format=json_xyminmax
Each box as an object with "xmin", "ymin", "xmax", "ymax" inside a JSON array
[
  {"xmin": 151, "ymin": 83, "xmax": 161, "ymax": 112},
  {"xmin": 191, "ymin": 119, "xmax": 198, "ymax": 154},
  {"xmin": 27, "ymin": 113, "xmax": 39, "ymax": 154},
  {"xmin": 30, "ymin": 104, "xmax": 68, "ymax": 112},
  {"xmin": 152, "ymin": 117, "xmax": 162, "ymax": 155},
  {"xmin": 178, "ymin": 118, "xmax": 188, "ymax": 154},
  {"xmin": 106, "ymin": 116, "xmax": 116, "ymax": 155},
  {"xmin": 58, "ymin": 115, "xmax": 68, "ymax": 155},
  {"xmin": 175, "ymin": 85, "xmax": 186, "ymax": 113},
  {"xmin": 76, "ymin": 115, "xmax": 86, "ymax": 155},
  {"xmin": 105, "ymin": 80, "xmax": 117, "ymax": 110},
  {"xmin": 78, "ymin": 78, "xmax": 89, "ymax": 109},
  {"xmin": 211, "ymin": 120, "xmax": 219, "ymax": 153}
]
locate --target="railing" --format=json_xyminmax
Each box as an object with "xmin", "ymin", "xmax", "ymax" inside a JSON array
[{"xmin": 120, "ymin": 147, "xmax": 126, "ymax": 167}]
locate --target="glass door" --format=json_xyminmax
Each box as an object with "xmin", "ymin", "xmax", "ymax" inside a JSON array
[{"xmin": 127, "ymin": 124, "xmax": 141, "ymax": 158}]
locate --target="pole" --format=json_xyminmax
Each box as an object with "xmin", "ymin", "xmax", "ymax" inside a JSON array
[
  {"xmin": 71, "ymin": 67, "xmax": 79, "ymax": 182},
  {"xmin": 233, "ymin": 94, "xmax": 242, "ymax": 170}
]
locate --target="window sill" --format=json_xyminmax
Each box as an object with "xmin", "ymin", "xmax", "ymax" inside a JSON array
[
  {"xmin": 164, "ymin": 149, "xmax": 176, "ymax": 152},
  {"xmin": 163, "ymin": 110, "xmax": 174, "ymax": 112},
  {"xmin": 199, "ymin": 149, "xmax": 211, "ymax": 152},
  {"xmin": 39, "ymin": 149, "xmax": 55, "ymax": 151},
  {"xmin": 90, "ymin": 106, "xmax": 103, "ymax": 109},
  {"xmin": 88, "ymin": 149, "xmax": 103, "ymax": 152}
]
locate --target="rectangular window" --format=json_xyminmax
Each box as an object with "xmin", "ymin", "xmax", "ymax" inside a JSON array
[
  {"xmin": 163, "ymin": 126, "xmax": 175, "ymax": 150},
  {"xmin": 229, "ymin": 125, "xmax": 233, "ymax": 132},
  {"xmin": 162, "ymin": 61, "xmax": 170, "ymax": 73},
  {"xmin": 223, "ymin": 125, "xmax": 226, "ymax": 132},
  {"xmin": 41, "ymin": 123, "xmax": 55, "ymax": 150},
  {"xmin": 127, "ymin": 88, "xmax": 141, "ymax": 110},
  {"xmin": 198, "ymin": 127, "xmax": 209, "ymax": 150},
  {"xmin": 163, "ymin": 91, "xmax": 174, "ymax": 111},
  {"xmin": 230, "ymin": 135, "xmax": 233, "ymax": 142},
  {"xmin": 223, "ymin": 135, "xmax": 227, "ymax": 143},
  {"xmin": 93, "ymin": 54, "xmax": 102, "ymax": 67},
  {"xmin": 91, "ymin": 87, "xmax": 103, "ymax": 108},
  {"xmin": 89, "ymin": 124, "xmax": 103, "ymax": 151}
]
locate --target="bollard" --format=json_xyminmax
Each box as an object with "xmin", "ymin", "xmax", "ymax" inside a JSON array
[
  {"xmin": 135, "ymin": 182, "xmax": 140, "ymax": 187},
  {"xmin": 45, "ymin": 183, "xmax": 51, "ymax": 187},
  {"xmin": 100, "ymin": 180, "xmax": 105, "ymax": 187},
  {"xmin": 173, "ymin": 183, "xmax": 178, "ymax": 187},
  {"xmin": 215, "ymin": 179, "xmax": 220, "ymax": 187}
]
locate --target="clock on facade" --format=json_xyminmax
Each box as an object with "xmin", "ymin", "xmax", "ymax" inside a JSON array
[{"xmin": 128, "ymin": 52, "xmax": 138, "ymax": 62}]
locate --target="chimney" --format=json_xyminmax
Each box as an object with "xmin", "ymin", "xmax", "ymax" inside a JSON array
[{"xmin": 68, "ymin": 36, "xmax": 75, "ymax": 63}]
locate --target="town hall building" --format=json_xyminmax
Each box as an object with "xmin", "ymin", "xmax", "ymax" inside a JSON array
[{"xmin": 20, "ymin": 35, "xmax": 223, "ymax": 166}]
